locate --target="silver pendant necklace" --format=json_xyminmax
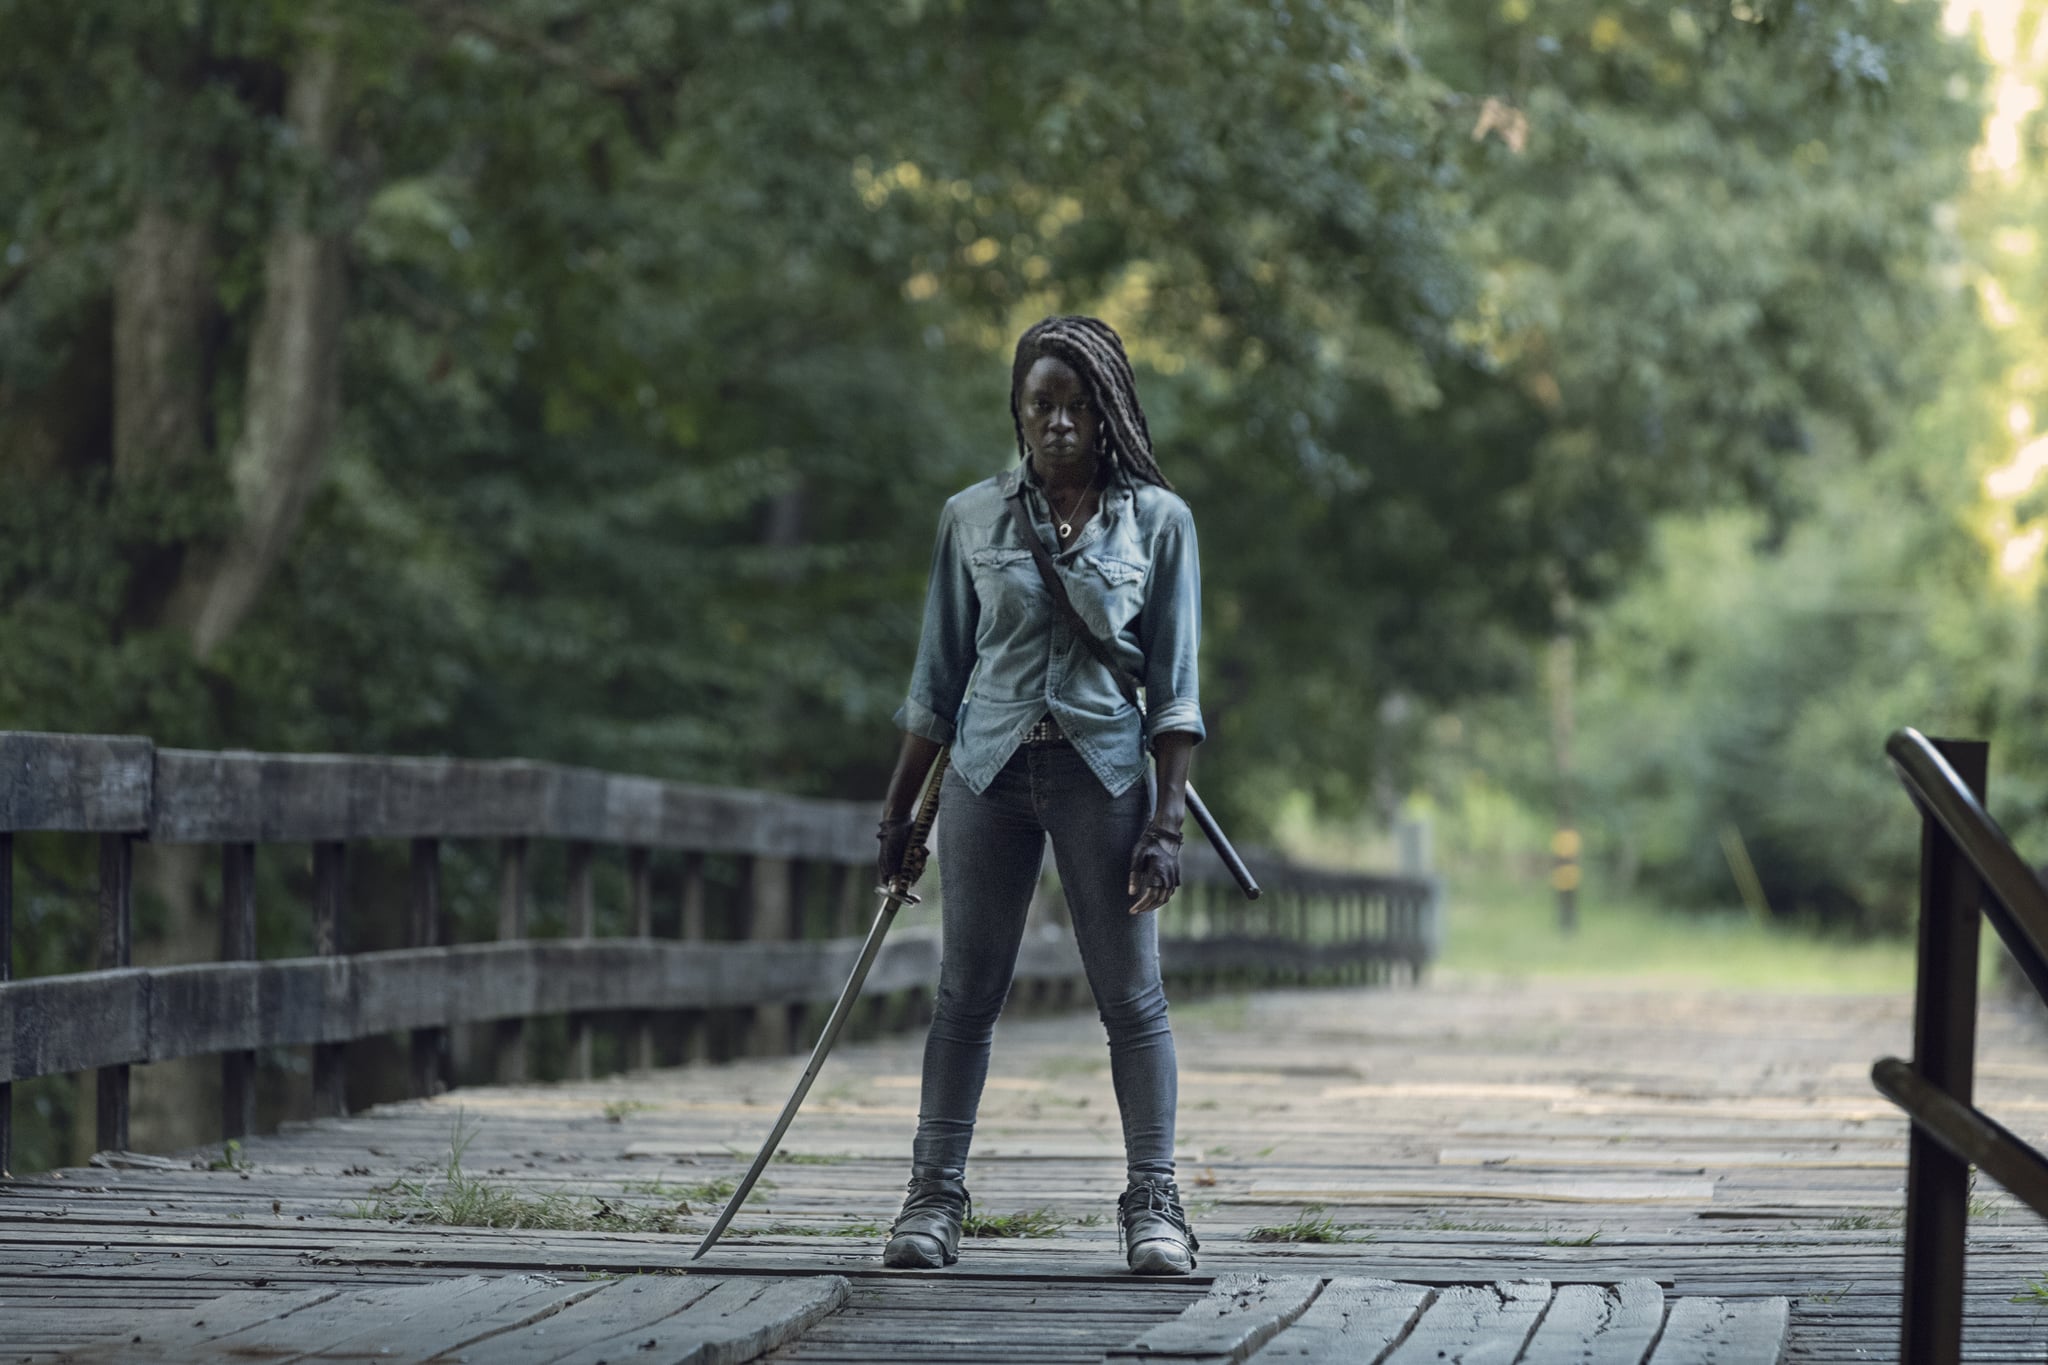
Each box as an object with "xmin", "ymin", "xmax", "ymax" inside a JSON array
[{"xmin": 1047, "ymin": 484, "xmax": 1086, "ymax": 540}]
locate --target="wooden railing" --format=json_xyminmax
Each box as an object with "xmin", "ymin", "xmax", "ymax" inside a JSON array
[
  {"xmin": 0, "ymin": 731, "xmax": 1440, "ymax": 1174},
  {"xmin": 1874, "ymin": 729, "xmax": 2048, "ymax": 1365}
]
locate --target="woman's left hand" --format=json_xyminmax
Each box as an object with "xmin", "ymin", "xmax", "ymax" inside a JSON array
[{"xmin": 1127, "ymin": 825, "xmax": 1184, "ymax": 915}]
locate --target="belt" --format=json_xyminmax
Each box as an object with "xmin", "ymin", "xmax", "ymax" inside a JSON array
[{"xmin": 1022, "ymin": 716, "xmax": 1066, "ymax": 745}]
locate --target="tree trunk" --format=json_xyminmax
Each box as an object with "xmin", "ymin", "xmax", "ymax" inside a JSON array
[
  {"xmin": 112, "ymin": 206, "xmax": 215, "ymax": 484},
  {"xmin": 179, "ymin": 36, "xmax": 349, "ymax": 660}
]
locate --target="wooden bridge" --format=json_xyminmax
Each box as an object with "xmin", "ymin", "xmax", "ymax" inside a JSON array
[{"xmin": 4, "ymin": 732, "xmax": 2048, "ymax": 1361}]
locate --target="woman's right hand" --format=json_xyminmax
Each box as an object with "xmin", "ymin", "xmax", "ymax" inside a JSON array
[
  {"xmin": 876, "ymin": 731, "xmax": 945, "ymax": 889},
  {"xmin": 876, "ymin": 815, "xmax": 916, "ymax": 890}
]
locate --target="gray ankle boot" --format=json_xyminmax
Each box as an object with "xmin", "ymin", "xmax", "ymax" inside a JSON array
[
  {"xmin": 883, "ymin": 1166, "xmax": 970, "ymax": 1268},
  {"xmin": 1119, "ymin": 1173, "xmax": 1199, "ymax": 1274}
]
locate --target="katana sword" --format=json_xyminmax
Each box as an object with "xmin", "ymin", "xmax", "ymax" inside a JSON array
[{"xmin": 691, "ymin": 748, "xmax": 951, "ymax": 1260}]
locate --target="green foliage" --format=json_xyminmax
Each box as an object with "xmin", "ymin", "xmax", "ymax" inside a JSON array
[{"xmin": 0, "ymin": 0, "xmax": 1985, "ymax": 839}]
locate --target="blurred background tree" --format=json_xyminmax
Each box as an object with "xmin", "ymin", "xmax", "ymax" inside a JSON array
[{"xmin": 0, "ymin": 0, "xmax": 2036, "ymax": 997}]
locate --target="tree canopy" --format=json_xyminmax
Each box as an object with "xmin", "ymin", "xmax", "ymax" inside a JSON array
[{"xmin": 0, "ymin": 0, "xmax": 1988, "ymax": 844}]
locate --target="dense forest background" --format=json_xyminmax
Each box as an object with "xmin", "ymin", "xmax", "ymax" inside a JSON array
[{"xmin": 3, "ymin": 1, "xmax": 2046, "ymax": 1159}]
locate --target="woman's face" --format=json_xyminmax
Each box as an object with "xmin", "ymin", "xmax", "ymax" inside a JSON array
[{"xmin": 1018, "ymin": 354, "xmax": 1103, "ymax": 478}]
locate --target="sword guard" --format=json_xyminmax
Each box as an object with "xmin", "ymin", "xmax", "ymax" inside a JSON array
[{"xmin": 875, "ymin": 883, "xmax": 921, "ymax": 906}]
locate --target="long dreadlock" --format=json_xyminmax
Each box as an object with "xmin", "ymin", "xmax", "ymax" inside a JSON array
[{"xmin": 1009, "ymin": 315, "xmax": 1173, "ymax": 492}]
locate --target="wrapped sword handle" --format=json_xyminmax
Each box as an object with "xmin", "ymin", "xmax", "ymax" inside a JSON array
[{"xmin": 877, "ymin": 748, "xmax": 950, "ymax": 900}]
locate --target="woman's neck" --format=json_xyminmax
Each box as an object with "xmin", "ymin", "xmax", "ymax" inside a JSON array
[{"xmin": 1032, "ymin": 452, "xmax": 1103, "ymax": 499}]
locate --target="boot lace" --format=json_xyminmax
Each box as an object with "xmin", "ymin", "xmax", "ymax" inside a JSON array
[{"xmin": 1117, "ymin": 1180, "xmax": 1200, "ymax": 1255}]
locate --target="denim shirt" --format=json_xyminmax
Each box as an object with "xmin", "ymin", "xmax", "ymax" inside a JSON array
[{"xmin": 893, "ymin": 459, "xmax": 1205, "ymax": 797}]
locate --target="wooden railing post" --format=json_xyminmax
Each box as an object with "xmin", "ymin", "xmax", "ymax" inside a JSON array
[
  {"xmin": 567, "ymin": 840, "xmax": 595, "ymax": 1079},
  {"xmin": 680, "ymin": 851, "xmax": 707, "ymax": 1063},
  {"xmin": 748, "ymin": 856, "xmax": 794, "ymax": 1055},
  {"xmin": 409, "ymin": 838, "xmax": 447, "ymax": 1097},
  {"xmin": 495, "ymin": 837, "xmax": 529, "ymax": 1083},
  {"xmin": 1900, "ymin": 737, "xmax": 1988, "ymax": 1365},
  {"xmin": 220, "ymin": 842, "xmax": 258, "ymax": 1139},
  {"xmin": 96, "ymin": 832, "xmax": 133, "ymax": 1152},
  {"xmin": 311, "ymin": 840, "xmax": 348, "ymax": 1119},
  {"xmin": 1, "ymin": 830, "xmax": 11, "ymax": 1175},
  {"xmin": 628, "ymin": 847, "xmax": 654, "ymax": 1071}
]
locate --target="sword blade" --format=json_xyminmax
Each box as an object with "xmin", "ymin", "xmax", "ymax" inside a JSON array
[{"xmin": 690, "ymin": 883, "xmax": 913, "ymax": 1259}]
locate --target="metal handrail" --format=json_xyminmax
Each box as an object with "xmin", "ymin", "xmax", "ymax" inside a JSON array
[{"xmin": 1885, "ymin": 727, "xmax": 2048, "ymax": 1006}]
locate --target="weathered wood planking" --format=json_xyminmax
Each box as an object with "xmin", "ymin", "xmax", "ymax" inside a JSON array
[
  {"xmin": 1514, "ymin": 1280, "xmax": 1664, "ymax": 1364},
  {"xmin": 0, "ymin": 734, "xmax": 152, "ymax": 833},
  {"xmin": 58, "ymin": 1273, "xmax": 849, "ymax": 1365},
  {"xmin": 1103, "ymin": 1272, "xmax": 1322, "ymax": 1362},
  {"xmin": 1379, "ymin": 1280, "xmax": 1552, "ymax": 1364},
  {"xmin": 1241, "ymin": 1278, "xmax": 1432, "ymax": 1362},
  {"xmin": 1645, "ymin": 1298, "xmax": 1790, "ymax": 1365},
  {"xmin": 8, "ymin": 980, "xmax": 2046, "ymax": 1362}
]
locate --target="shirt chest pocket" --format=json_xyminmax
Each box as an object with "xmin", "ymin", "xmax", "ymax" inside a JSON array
[
  {"xmin": 1068, "ymin": 553, "xmax": 1149, "ymax": 641},
  {"xmin": 968, "ymin": 546, "xmax": 1044, "ymax": 631}
]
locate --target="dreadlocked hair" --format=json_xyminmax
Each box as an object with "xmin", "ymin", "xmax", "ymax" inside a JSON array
[{"xmin": 1009, "ymin": 315, "xmax": 1173, "ymax": 492}]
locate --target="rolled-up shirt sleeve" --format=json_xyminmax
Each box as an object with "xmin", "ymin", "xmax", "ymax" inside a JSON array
[
  {"xmin": 1137, "ymin": 503, "xmax": 1206, "ymax": 744},
  {"xmin": 893, "ymin": 499, "xmax": 979, "ymax": 745}
]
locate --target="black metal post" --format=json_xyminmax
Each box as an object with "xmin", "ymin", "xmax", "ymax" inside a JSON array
[{"xmin": 1901, "ymin": 736, "xmax": 1987, "ymax": 1365}]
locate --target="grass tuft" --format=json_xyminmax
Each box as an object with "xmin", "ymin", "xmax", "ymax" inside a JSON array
[
  {"xmin": 206, "ymin": 1139, "xmax": 250, "ymax": 1173},
  {"xmin": 2012, "ymin": 1273, "xmax": 2048, "ymax": 1305},
  {"xmin": 1246, "ymin": 1206, "xmax": 1366, "ymax": 1244},
  {"xmin": 1825, "ymin": 1212, "xmax": 1902, "ymax": 1232},
  {"xmin": 349, "ymin": 1111, "xmax": 760, "ymax": 1234},
  {"xmin": 1543, "ymin": 1228, "xmax": 1604, "ymax": 1247},
  {"xmin": 602, "ymin": 1099, "xmax": 654, "ymax": 1123},
  {"xmin": 961, "ymin": 1207, "xmax": 1068, "ymax": 1238}
]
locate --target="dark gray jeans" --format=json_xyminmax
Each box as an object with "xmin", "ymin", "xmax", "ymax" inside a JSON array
[{"xmin": 911, "ymin": 738, "xmax": 1178, "ymax": 1180}]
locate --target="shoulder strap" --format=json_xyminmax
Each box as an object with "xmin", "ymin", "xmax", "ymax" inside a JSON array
[{"xmin": 1005, "ymin": 488, "xmax": 1142, "ymax": 709}]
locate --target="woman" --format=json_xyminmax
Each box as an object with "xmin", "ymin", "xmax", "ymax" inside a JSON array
[{"xmin": 874, "ymin": 315, "xmax": 1204, "ymax": 1275}]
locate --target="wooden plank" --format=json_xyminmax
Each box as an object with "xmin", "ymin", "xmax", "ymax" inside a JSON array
[
  {"xmin": 463, "ymin": 1275, "xmax": 727, "ymax": 1364},
  {"xmin": 1243, "ymin": 1278, "xmax": 1430, "ymax": 1362},
  {"xmin": 1644, "ymin": 1298, "xmax": 1788, "ymax": 1365},
  {"xmin": 544, "ymin": 1275, "xmax": 849, "ymax": 1365},
  {"xmin": 1515, "ymin": 1280, "xmax": 1663, "ymax": 1365},
  {"xmin": 0, "ymin": 733, "xmax": 153, "ymax": 832},
  {"xmin": 2, "ymin": 934, "xmax": 961, "ymax": 1082},
  {"xmin": 1235, "ymin": 1177, "xmax": 1715, "ymax": 1205},
  {"xmin": 1380, "ymin": 1281, "xmax": 1550, "ymax": 1365},
  {"xmin": 1437, "ymin": 1146, "xmax": 1901, "ymax": 1170},
  {"xmin": 1105, "ymin": 1273, "xmax": 1322, "ymax": 1362},
  {"xmin": 68, "ymin": 1274, "xmax": 596, "ymax": 1364},
  {"xmin": 57, "ymin": 1287, "xmax": 345, "ymax": 1362},
  {"xmin": 282, "ymin": 1273, "xmax": 602, "ymax": 1361}
]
